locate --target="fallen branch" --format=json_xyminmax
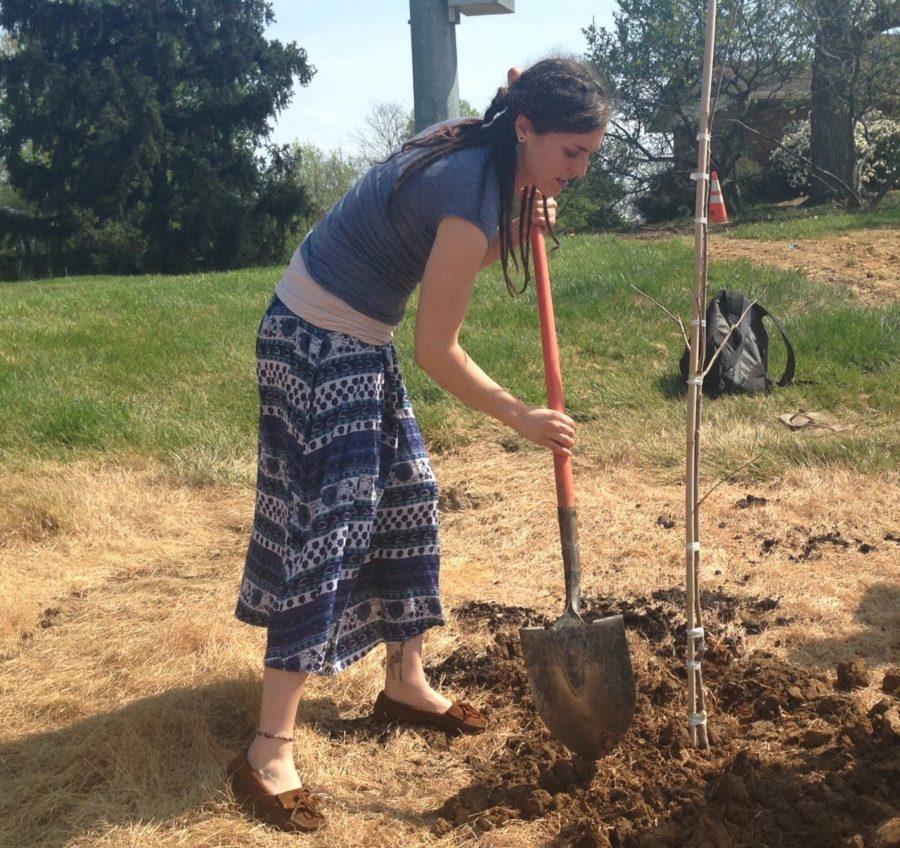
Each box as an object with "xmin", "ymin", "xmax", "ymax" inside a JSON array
[{"xmin": 698, "ymin": 455, "xmax": 759, "ymax": 506}]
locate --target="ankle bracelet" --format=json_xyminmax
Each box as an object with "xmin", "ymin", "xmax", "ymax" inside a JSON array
[{"xmin": 256, "ymin": 730, "xmax": 293, "ymax": 742}]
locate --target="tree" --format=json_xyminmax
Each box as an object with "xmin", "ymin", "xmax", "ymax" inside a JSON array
[
  {"xmin": 556, "ymin": 155, "xmax": 625, "ymax": 232},
  {"xmin": 584, "ymin": 0, "xmax": 809, "ymax": 217},
  {"xmin": 353, "ymin": 101, "xmax": 412, "ymax": 166},
  {"xmin": 805, "ymin": 0, "xmax": 900, "ymax": 206},
  {"xmin": 0, "ymin": 0, "xmax": 315, "ymax": 277},
  {"xmin": 457, "ymin": 99, "xmax": 482, "ymax": 120},
  {"xmin": 353, "ymin": 98, "xmax": 481, "ymax": 166},
  {"xmin": 289, "ymin": 143, "xmax": 364, "ymax": 233}
]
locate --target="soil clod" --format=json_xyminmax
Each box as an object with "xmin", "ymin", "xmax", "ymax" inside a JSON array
[
  {"xmin": 836, "ymin": 659, "xmax": 871, "ymax": 691},
  {"xmin": 656, "ymin": 514, "xmax": 675, "ymax": 529},
  {"xmin": 874, "ymin": 817, "xmax": 900, "ymax": 848},
  {"xmin": 882, "ymin": 668, "xmax": 900, "ymax": 696}
]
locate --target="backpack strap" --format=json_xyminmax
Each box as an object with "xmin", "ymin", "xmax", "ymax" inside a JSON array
[{"xmin": 753, "ymin": 304, "xmax": 796, "ymax": 387}]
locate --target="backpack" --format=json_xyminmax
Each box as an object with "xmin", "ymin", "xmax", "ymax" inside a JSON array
[{"xmin": 679, "ymin": 290, "xmax": 796, "ymax": 397}]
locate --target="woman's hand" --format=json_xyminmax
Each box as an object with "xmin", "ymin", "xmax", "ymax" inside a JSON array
[
  {"xmin": 531, "ymin": 190, "xmax": 557, "ymax": 233},
  {"xmin": 512, "ymin": 404, "xmax": 576, "ymax": 457}
]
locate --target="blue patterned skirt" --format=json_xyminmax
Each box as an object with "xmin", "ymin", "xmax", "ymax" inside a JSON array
[{"xmin": 235, "ymin": 295, "xmax": 445, "ymax": 674}]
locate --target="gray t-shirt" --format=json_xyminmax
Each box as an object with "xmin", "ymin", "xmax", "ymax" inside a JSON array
[{"xmin": 299, "ymin": 121, "xmax": 501, "ymax": 325}]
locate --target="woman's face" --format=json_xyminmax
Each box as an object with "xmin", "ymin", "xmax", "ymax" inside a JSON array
[{"xmin": 515, "ymin": 117, "xmax": 607, "ymax": 198}]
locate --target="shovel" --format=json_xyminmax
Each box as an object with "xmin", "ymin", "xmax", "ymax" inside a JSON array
[{"xmin": 519, "ymin": 229, "xmax": 636, "ymax": 760}]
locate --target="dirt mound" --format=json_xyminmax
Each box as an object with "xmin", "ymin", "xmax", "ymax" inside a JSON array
[{"xmin": 428, "ymin": 591, "xmax": 899, "ymax": 847}]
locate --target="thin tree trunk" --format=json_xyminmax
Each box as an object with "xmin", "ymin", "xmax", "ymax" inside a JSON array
[{"xmin": 683, "ymin": 0, "xmax": 717, "ymax": 752}]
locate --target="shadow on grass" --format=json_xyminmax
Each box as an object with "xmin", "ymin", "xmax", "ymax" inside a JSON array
[
  {"xmin": 787, "ymin": 580, "xmax": 900, "ymax": 672},
  {"xmin": 0, "ymin": 681, "xmax": 437, "ymax": 847},
  {"xmin": 656, "ymin": 371, "xmax": 687, "ymax": 400}
]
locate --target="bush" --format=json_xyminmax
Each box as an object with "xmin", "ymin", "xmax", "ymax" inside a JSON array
[
  {"xmin": 858, "ymin": 112, "xmax": 900, "ymax": 192},
  {"xmin": 770, "ymin": 111, "xmax": 900, "ymax": 195},
  {"xmin": 556, "ymin": 158, "xmax": 625, "ymax": 233}
]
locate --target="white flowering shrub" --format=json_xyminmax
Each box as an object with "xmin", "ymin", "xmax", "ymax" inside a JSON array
[
  {"xmin": 770, "ymin": 122, "xmax": 813, "ymax": 190},
  {"xmin": 858, "ymin": 112, "xmax": 900, "ymax": 191},
  {"xmin": 770, "ymin": 111, "xmax": 900, "ymax": 194}
]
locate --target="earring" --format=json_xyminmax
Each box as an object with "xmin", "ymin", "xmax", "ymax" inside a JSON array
[{"xmin": 516, "ymin": 137, "xmax": 524, "ymax": 155}]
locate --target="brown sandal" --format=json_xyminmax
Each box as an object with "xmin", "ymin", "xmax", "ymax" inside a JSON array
[
  {"xmin": 226, "ymin": 751, "xmax": 326, "ymax": 833},
  {"xmin": 372, "ymin": 691, "xmax": 487, "ymax": 736}
]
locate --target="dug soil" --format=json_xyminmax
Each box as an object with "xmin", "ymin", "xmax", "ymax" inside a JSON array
[{"xmin": 425, "ymin": 590, "xmax": 899, "ymax": 848}]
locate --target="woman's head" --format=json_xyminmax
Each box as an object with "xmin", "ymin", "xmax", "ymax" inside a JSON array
[
  {"xmin": 389, "ymin": 56, "xmax": 612, "ymax": 293},
  {"xmin": 508, "ymin": 57, "xmax": 612, "ymax": 135},
  {"xmin": 503, "ymin": 58, "xmax": 610, "ymax": 198}
]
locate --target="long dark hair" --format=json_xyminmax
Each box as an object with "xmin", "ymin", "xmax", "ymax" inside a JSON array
[{"xmin": 386, "ymin": 57, "xmax": 611, "ymax": 295}]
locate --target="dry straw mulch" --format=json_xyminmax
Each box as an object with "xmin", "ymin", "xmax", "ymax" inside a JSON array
[{"xmin": 1, "ymin": 445, "xmax": 897, "ymax": 847}]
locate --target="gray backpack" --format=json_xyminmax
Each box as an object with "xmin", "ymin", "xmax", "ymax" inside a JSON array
[{"xmin": 679, "ymin": 290, "xmax": 796, "ymax": 397}]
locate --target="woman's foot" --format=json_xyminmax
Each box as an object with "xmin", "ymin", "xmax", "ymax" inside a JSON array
[
  {"xmin": 384, "ymin": 636, "xmax": 452, "ymax": 714},
  {"xmin": 228, "ymin": 745, "xmax": 326, "ymax": 833},
  {"xmin": 383, "ymin": 678, "xmax": 453, "ymax": 714},
  {"xmin": 246, "ymin": 734, "xmax": 302, "ymax": 795},
  {"xmin": 373, "ymin": 690, "xmax": 488, "ymax": 736}
]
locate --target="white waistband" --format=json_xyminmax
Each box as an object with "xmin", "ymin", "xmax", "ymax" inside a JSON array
[{"xmin": 275, "ymin": 251, "xmax": 396, "ymax": 346}]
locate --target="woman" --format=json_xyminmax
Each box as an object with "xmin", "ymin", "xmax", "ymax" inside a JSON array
[{"xmin": 228, "ymin": 57, "xmax": 610, "ymax": 832}]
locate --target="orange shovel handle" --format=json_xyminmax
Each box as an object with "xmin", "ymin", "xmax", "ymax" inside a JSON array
[{"xmin": 532, "ymin": 230, "xmax": 576, "ymax": 509}]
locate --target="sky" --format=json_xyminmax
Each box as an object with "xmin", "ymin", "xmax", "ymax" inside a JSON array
[{"xmin": 265, "ymin": 1, "xmax": 617, "ymax": 153}]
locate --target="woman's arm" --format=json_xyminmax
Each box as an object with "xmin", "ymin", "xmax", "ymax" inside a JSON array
[
  {"xmin": 478, "ymin": 219, "xmax": 517, "ymax": 270},
  {"xmin": 415, "ymin": 215, "xmax": 575, "ymax": 456}
]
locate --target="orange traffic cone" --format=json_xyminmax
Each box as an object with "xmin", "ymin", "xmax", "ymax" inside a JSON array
[{"xmin": 708, "ymin": 171, "xmax": 728, "ymax": 224}]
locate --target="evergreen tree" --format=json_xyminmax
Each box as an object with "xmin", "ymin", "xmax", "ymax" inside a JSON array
[{"xmin": 0, "ymin": 0, "xmax": 315, "ymax": 276}]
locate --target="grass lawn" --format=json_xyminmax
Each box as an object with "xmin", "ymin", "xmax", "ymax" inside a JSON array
[
  {"xmin": 1, "ymin": 221, "xmax": 897, "ymax": 486},
  {"xmin": 722, "ymin": 191, "xmax": 900, "ymax": 241}
]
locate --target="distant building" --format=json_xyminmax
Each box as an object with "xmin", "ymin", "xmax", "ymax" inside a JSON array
[{"xmin": 648, "ymin": 66, "xmax": 812, "ymax": 169}]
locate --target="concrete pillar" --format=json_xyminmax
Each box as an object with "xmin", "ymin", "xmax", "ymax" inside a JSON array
[{"xmin": 408, "ymin": 0, "xmax": 460, "ymax": 133}]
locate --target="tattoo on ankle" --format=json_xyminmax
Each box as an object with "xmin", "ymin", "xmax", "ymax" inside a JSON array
[{"xmin": 387, "ymin": 643, "xmax": 404, "ymax": 682}]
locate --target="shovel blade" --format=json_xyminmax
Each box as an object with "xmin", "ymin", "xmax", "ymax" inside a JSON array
[{"xmin": 520, "ymin": 614, "xmax": 635, "ymax": 760}]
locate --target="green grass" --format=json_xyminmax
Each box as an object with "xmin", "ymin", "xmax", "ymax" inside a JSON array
[
  {"xmin": 724, "ymin": 191, "xmax": 900, "ymax": 241},
  {"xmin": 1, "ymin": 232, "xmax": 897, "ymax": 486},
  {"xmin": 0, "ymin": 269, "xmax": 270, "ymax": 483}
]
